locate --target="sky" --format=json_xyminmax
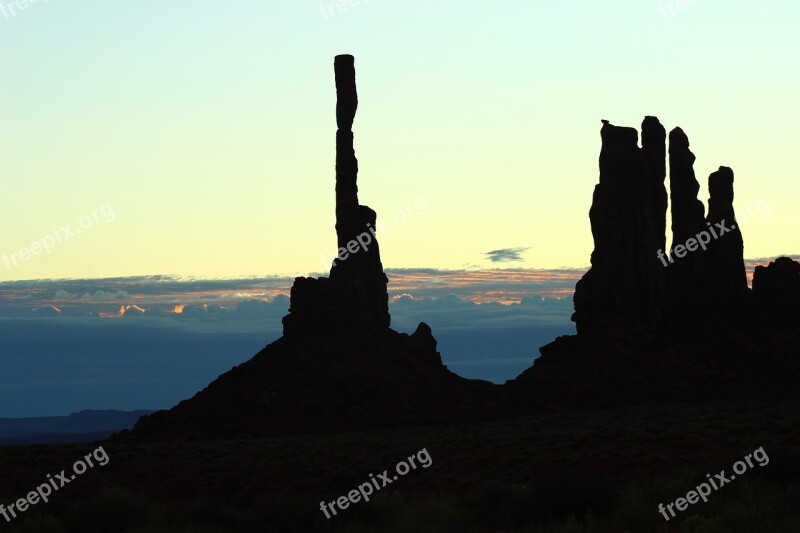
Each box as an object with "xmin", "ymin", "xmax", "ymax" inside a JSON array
[
  {"xmin": 1, "ymin": 1, "xmax": 798, "ymax": 416},
  {"xmin": 1, "ymin": 1, "xmax": 798, "ymax": 280}
]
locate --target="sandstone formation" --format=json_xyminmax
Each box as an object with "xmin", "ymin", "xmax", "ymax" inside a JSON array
[
  {"xmin": 511, "ymin": 117, "xmax": 800, "ymax": 410},
  {"xmin": 107, "ymin": 54, "xmax": 800, "ymax": 442},
  {"xmin": 282, "ymin": 55, "xmax": 390, "ymax": 334},
  {"xmin": 573, "ymin": 119, "xmax": 759, "ymax": 333},
  {"xmin": 115, "ymin": 323, "xmax": 509, "ymax": 441},
  {"xmin": 112, "ymin": 56, "xmax": 509, "ymax": 442},
  {"xmin": 642, "ymin": 116, "xmax": 668, "ymax": 255},
  {"xmin": 666, "ymin": 127, "xmax": 708, "ymax": 318},
  {"xmin": 753, "ymin": 256, "xmax": 800, "ymax": 314},
  {"xmin": 572, "ymin": 117, "xmax": 667, "ymax": 334},
  {"xmin": 704, "ymin": 166, "xmax": 748, "ymax": 308}
]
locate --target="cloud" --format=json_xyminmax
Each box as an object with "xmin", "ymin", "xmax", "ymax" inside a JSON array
[
  {"xmin": 32, "ymin": 305, "xmax": 61, "ymax": 316},
  {"xmin": 2, "ymin": 257, "xmax": 797, "ymax": 325},
  {"xmin": 385, "ymin": 268, "xmax": 583, "ymax": 302},
  {"xmin": 80, "ymin": 290, "xmax": 130, "ymax": 301},
  {"xmin": 231, "ymin": 295, "xmax": 290, "ymax": 319},
  {"xmin": 483, "ymin": 247, "xmax": 530, "ymax": 263},
  {"xmin": 389, "ymin": 292, "xmax": 573, "ymax": 333},
  {"xmin": 121, "ymin": 305, "xmax": 146, "ymax": 317}
]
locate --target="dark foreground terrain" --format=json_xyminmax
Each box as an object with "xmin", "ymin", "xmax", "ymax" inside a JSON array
[{"xmin": 1, "ymin": 397, "xmax": 798, "ymax": 532}]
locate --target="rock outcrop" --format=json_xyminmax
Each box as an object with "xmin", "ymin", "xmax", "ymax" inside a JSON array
[
  {"xmin": 108, "ymin": 61, "xmax": 800, "ymax": 441},
  {"xmin": 572, "ymin": 118, "xmax": 667, "ymax": 334},
  {"xmin": 111, "ymin": 56, "xmax": 509, "ymax": 442},
  {"xmin": 666, "ymin": 127, "xmax": 708, "ymax": 318},
  {"xmin": 573, "ymin": 118, "xmax": 758, "ymax": 333},
  {"xmin": 704, "ymin": 166, "xmax": 748, "ymax": 308},
  {"xmin": 512, "ymin": 117, "xmax": 800, "ymax": 409},
  {"xmin": 282, "ymin": 55, "xmax": 390, "ymax": 334},
  {"xmin": 753, "ymin": 256, "xmax": 800, "ymax": 314},
  {"xmin": 114, "ymin": 323, "xmax": 509, "ymax": 441},
  {"xmin": 642, "ymin": 116, "xmax": 668, "ymax": 255}
]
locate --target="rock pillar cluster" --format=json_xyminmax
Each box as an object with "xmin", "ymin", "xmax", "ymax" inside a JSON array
[{"xmin": 573, "ymin": 117, "xmax": 755, "ymax": 334}]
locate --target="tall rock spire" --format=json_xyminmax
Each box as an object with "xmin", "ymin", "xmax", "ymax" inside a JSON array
[
  {"xmin": 333, "ymin": 54, "xmax": 360, "ymax": 252},
  {"xmin": 282, "ymin": 55, "xmax": 390, "ymax": 334},
  {"xmin": 705, "ymin": 166, "xmax": 748, "ymax": 307},
  {"xmin": 666, "ymin": 127, "xmax": 708, "ymax": 316},
  {"xmin": 330, "ymin": 54, "xmax": 389, "ymax": 328},
  {"xmin": 642, "ymin": 116, "xmax": 668, "ymax": 255}
]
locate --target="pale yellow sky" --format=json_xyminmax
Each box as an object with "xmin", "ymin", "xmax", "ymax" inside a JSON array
[{"xmin": 1, "ymin": 1, "xmax": 797, "ymax": 281}]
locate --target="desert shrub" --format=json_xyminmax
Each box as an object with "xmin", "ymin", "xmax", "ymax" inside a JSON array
[
  {"xmin": 338, "ymin": 492, "xmax": 470, "ymax": 533},
  {"xmin": 3, "ymin": 514, "xmax": 66, "ymax": 533},
  {"xmin": 251, "ymin": 494, "xmax": 326, "ymax": 533},
  {"xmin": 155, "ymin": 498, "xmax": 245, "ymax": 531},
  {"xmin": 125, "ymin": 527, "xmax": 229, "ymax": 533},
  {"xmin": 462, "ymin": 482, "xmax": 537, "ymax": 529},
  {"xmin": 61, "ymin": 487, "xmax": 155, "ymax": 533},
  {"xmin": 611, "ymin": 482, "xmax": 667, "ymax": 532},
  {"xmin": 531, "ymin": 471, "xmax": 619, "ymax": 522}
]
